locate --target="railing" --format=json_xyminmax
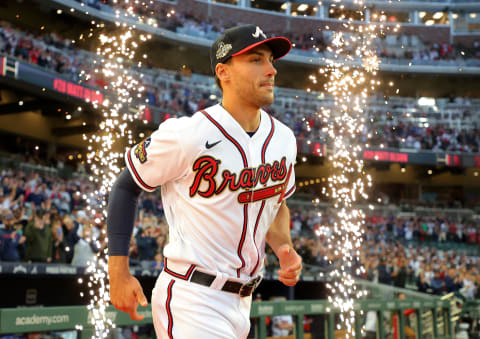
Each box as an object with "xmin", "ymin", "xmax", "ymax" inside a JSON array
[{"xmin": 0, "ymin": 299, "xmax": 453, "ymax": 339}]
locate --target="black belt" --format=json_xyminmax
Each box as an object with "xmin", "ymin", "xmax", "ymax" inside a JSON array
[{"xmin": 174, "ymin": 269, "xmax": 261, "ymax": 297}]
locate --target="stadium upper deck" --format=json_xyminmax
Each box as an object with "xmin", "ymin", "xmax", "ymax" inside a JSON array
[
  {"xmin": 1, "ymin": 20, "xmax": 479, "ymax": 155},
  {"xmin": 35, "ymin": 0, "xmax": 480, "ymax": 75},
  {"xmin": 1, "ymin": 19, "xmax": 479, "ymax": 157}
]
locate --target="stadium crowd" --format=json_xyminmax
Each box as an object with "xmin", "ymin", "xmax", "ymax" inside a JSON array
[
  {"xmin": 1, "ymin": 165, "xmax": 480, "ymax": 299},
  {"xmin": 288, "ymin": 112, "xmax": 480, "ymax": 153},
  {"xmin": 285, "ymin": 208, "xmax": 480, "ymax": 299},
  {"xmin": 92, "ymin": 0, "xmax": 480, "ymax": 64},
  {"xmin": 0, "ymin": 21, "xmax": 84, "ymax": 80},
  {"xmin": 368, "ymin": 123, "xmax": 480, "ymax": 152},
  {"xmin": 1, "ymin": 20, "xmax": 480, "ymax": 154}
]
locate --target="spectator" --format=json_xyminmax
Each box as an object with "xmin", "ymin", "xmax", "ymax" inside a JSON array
[
  {"xmin": 135, "ymin": 226, "xmax": 158, "ymax": 261},
  {"xmin": 51, "ymin": 220, "xmax": 68, "ymax": 263},
  {"xmin": 265, "ymin": 246, "xmax": 279, "ymax": 274},
  {"xmin": 444, "ymin": 268, "xmax": 462, "ymax": 293},
  {"xmin": 0, "ymin": 212, "xmax": 26, "ymax": 261},
  {"xmin": 0, "ymin": 181, "xmax": 24, "ymax": 210},
  {"xmin": 392, "ymin": 258, "xmax": 407, "ymax": 288},
  {"xmin": 377, "ymin": 259, "xmax": 392, "ymax": 285},
  {"xmin": 438, "ymin": 220, "xmax": 448, "ymax": 243},
  {"xmin": 62, "ymin": 215, "xmax": 79, "ymax": 263},
  {"xmin": 392, "ymin": 293, "xmax": 416, "ymax": 339},
  {"xmin": 271, "ymin": 297, "xmax": 294, "ymax": 337},
  {"xmin": 430, "ymin": 271, "xmax": 444, "ymax": 295},
  {"xmin": 460, "ymin": 272, "xmax": 476, "ymax": 299},
  {"xmin": 71, "ymin": 226, "xmax": 98, "ymax": 266},
  {"xmin": 417, "ymin": 272, "xmax": 431, "ymax": 293},
  {"xmin": 25, "ymin": 211, "xmax": 52, "ymax": 262},
  {"xmin": 152, "ymin": 252, "xmax": 164, "ymax": 270},
  {"xmin": 51, "ymin": 183, "xmax": 71, "ymax": 214}
]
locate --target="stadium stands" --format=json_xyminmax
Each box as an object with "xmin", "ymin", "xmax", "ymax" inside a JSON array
[
  {"xmin": 1, "ymin": 160, "xmax": 479, "ymax": 300},
  {"xmin": 77, "ymin": 0, "xmax": 480, "ymax": 67},
  {"xmin": 2, "ymin": 21, "xmax": 480, "ymax": 153}
]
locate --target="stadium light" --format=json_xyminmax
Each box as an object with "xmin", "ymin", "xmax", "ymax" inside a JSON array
[
  {"xmin": 452, "ymin": 13, "xmax": 459, "ymax": 19},
  {"xmin": 470, "ymin": 13, "xmax": 477, "ymax": 19},
  {"xmin": 418, "ymin": 97, "xmax": 435, "ymax": 106},
  {"xmin": 425, "ymin": 20, "xmax": 435, "ymax": 26},
  {"xmin": 297, "ymin": 4, "xmax": 308, "ymax": 11},
  {"xmin": 418, "ymin": 11, "xmax": 426, "ymax": 19},
  {"xmin": 281, "ymin": 3, "xmax": 287, "ymax": 10},
  {"xmin": 433, "ymin": 12, "xmax": 443, "ymax": 20}
]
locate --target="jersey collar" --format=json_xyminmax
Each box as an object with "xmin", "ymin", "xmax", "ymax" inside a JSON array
[{"xmin": 215, "ymin": 103, "xmax": 270, "ymax": 144}]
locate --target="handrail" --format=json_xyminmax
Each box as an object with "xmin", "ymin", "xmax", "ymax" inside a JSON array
[{"xmin": 0, "ymin": 299, "xmax": 453, "ymax": 339}]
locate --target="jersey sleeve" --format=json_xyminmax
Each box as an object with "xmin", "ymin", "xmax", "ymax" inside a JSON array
[
  {"xmin": 282, "ymin": 131, "xmax": 297, "ymax": 201},
  {"xmin": 125, "ymin": 118, "xmax": 189, "ymax": 192}
]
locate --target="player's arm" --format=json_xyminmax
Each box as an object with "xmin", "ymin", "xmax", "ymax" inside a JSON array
[
  {"xmin": 107, "ymin": 168, "xmax": 148, "ymax": 320},
  {"xmin": 266, "ymin": 200, "xmax": 302, "ymax": 286}
]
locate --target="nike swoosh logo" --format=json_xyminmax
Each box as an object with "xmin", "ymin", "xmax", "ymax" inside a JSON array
[{"xmin": 205, "ymin": 140, "xmax": 222, "ymax": 149}]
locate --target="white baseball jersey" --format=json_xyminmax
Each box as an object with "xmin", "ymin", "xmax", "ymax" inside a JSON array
[{"xmin": 125, "ymin": 103, "xmax": 296, "ymax": 280}]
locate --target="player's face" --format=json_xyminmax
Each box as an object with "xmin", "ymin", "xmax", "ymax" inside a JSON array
[{"xmin": 227, "ymin": 45, "xmax": 277, "ymax": 107}]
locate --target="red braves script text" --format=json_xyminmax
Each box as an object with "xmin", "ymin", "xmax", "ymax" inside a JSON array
[{"xmin": 190, "ymin": 156, "xmax": 287, "ymax": 198}]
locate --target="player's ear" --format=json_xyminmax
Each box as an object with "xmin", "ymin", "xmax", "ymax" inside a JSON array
[{"xmin": 215, "ymin": 62, "xmax": 231, "ymax": 85}]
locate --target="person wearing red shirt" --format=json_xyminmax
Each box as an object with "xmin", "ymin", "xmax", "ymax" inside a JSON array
[{"xmin": 392, "ymin": 293, "xmax": 416, "ymax": 339}]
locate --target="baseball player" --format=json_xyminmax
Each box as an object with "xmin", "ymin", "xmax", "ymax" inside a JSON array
[{"xmin": 107, "ymin": 24, "xmax": 302, "ymax": 338}]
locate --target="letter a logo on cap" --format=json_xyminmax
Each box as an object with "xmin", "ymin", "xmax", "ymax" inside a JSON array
[{"xmin": 252, "ymin": 26, "xmax": 267, "ymax": 39}]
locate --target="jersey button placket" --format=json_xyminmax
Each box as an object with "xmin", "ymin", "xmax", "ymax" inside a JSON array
[
  {"xmin": 245, "ymin": 142, "xmax": 256, "ymax": 276},
  {"xmin": 247, "ymin": 142, "xmax": 256, "ymax": 204}
]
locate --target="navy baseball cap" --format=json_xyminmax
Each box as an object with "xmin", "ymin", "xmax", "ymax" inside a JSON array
[{"xmin": 210, "ymin": 24, "xmax": 292, "ymax": 75}]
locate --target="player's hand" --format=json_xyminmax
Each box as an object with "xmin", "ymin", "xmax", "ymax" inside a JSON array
[
  {"xmin": 109, "ymin": 256, "xmax": 148, "ymax": 320},
  {"xmin": 277, "ymin": 244, "xmax": 302, "ymax": 286}
]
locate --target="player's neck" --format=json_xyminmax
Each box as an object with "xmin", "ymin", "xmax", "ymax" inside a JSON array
[{"xmin": 221, "ymin": 98, "xmax": 260, "ymax": 133}]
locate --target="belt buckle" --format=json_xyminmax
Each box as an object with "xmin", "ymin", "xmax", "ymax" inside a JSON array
[{"xmin": 239, "ymin": 276, "xmax": 261, "ymax": 297}]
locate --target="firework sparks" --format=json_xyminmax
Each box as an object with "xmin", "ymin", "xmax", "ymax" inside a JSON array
[
  {"xmin": 74, "ymin": 1, "xmax": 153, "ymax": 337},
  {"xmin": 315, "ymin": 2, "xmax": 400, "ymax": 337}
]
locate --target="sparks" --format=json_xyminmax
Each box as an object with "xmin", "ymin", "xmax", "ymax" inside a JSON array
[
  {"xmin": 76, "ymin": 2, "xmax": 153, "ymax": 337},
  {"xmin": 316, "ymin": 2, "xmax": 396, "ymax": 337}
]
